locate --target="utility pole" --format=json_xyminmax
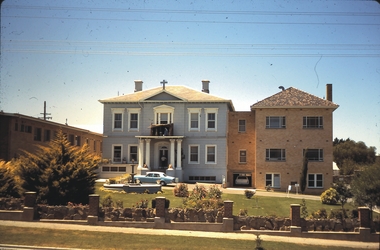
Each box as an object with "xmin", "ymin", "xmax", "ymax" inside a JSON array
[{"xmin": 39, "ymin": 101, "xmax": 52, "ymax": 120}]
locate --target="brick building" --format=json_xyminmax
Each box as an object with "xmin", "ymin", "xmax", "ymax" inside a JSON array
[
  {"xmin": 228, "ymin": 84, "xmax": 338, "ymax": 194},
  {"xmin": 0, "ymin": 112, "xmax": 103, "ymax": 161}
]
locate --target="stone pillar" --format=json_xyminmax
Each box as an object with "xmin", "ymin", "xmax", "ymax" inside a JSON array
[
  {"xmin": 176, "ymin": 139, "xmax": 182, "ymax": 169},
  {"xmin": 155, "ymin": 197, "xmax": 166, "ymax": 218},
  {"xmin": 145, "ymin": 139, "xmax": 151, "ymax": 170},
  {"xmin": 137, "ymin": 139, "xmax": 144, "ymax": 169},
  {"xmin": 290, "ymin": 204, "xmax": 301, "ymax": 227},
  {"xmin": 21, "ymin": 192, "xmax": 36, "ymax": 221},
  {"xmin": 224, "ymin": 200, "xmax": 233, "ymax": 218},
  {"xmin": 169, "ymin": 139, "xmax": 175, "ymax": 167},
  {"xmin": 358, "ymin": 207, "xmax": 370, "ymax": 228},
  {"xmin": 88, "ymin": 194, "xmax": 99, "ymax": 225}
]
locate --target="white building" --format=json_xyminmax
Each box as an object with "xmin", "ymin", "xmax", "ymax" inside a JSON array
[{"xmin": 99, "ymin": 80, "xmax": 234, "ymax": 182}]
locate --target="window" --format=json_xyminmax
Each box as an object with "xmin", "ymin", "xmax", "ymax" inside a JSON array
[
  {"xmin": 239, "ymin": 150, "xmax": 247, "ymax": 163},
  {"xmin": 205, "ymin": 108, "xmax": 218, "ymax": 131},
  {"xmin": 189, "ymin": 176, "xmax": 216, "ymax": 182},
  {"xmin": 114, "ymin": 114, "xmax": 122, "ymax": 129},
  {"xmin": 188, "ymin": 108, "xmax": 201, "ymax": 131},
  {"xmin": 266, "ymin": 116, "xmax": 286, "ymax": 128},
  {"xmin": 266, "ymin": 173, "xmax": 280, "ymax": 188},
  {"xmin": 189, "ymin": 145, "xmax": 199, "ymax": 164},
  {"xmin": 44, "ymin": 129, "xmax": 51, "ymax": 142},
  {"xmin": 15, "ymin": 122, "xmax": 18, "ymax": 131},
  {"xmin": 94, "ymin": 141, "xmax": 97, "ymax": 151},
  {"xmin": 102, "ymin": 166, "xmax": 126, "ymax": 172},
  {"xmin": 76, "ymin": 136, "xmax": 81, "ymax": 146},
  {"xmin": 113, "ymin": 145, "xmax": 122, "ymax": 163},
  {"xmin": 129, "ymin": 145, "xmax": 138, "ymax": 163},
  {"xmin": 111, "ymin": 108, "xmax": 125, "ymax": 131},
  {"xmin": 154, "ymin": 105, "xmax": 174, "ymax": 124},
  {"xmin": 304, "ymin": 149, "xmax": 323, "ymax": 161},
  {"xmin": 238, "ymin": 120, "xmax": 246, "ymax": 132},
  {"xmin": 266, "ymin": 149, "xmax": 286, "ymax": 161},
  {"xmin": 206, "ymin": 145, "xmax": 216, "ymax": 164},
  {"xmin": 34, "ymin": 128, "xmax": 42, "ymax": 141},
  {"xmin": 128, "ymin": 108, "xmax": 141, "ymax": 131},
  {"xmin": 308, "ymin": 174, "xmax": 323, "ymax": 188},
  {"xmin": 69, "ymin": 134, "xmax": 75, "ymax": 145},
  {"xmin": 25, "ymin": 125, "xmax": 32, "ymax": 133},
  {"xmin": 303, "ymin": 116, "xmax": 323, "ymax": 129}
]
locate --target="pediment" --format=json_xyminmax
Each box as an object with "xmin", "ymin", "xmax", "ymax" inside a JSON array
[{"xmin": 144, "ymin": 91, "xmax": 185, "ymax": 101}]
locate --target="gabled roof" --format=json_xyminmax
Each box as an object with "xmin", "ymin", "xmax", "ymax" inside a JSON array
[
  {"xmin": 250, "ymin": 87, "xmax": 339, "ymax": 109},
  {"xmin": 99, "ymin": 85, "xmax": 235, "ymax": 110}
]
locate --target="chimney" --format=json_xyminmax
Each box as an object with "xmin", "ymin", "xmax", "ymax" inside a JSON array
[
  {"xmin": 201, "ymin": 80, "xmax": 210, "ymax": 93},
  {"xmin": 134, "ymin": 80, "xmax": 143, "ymax": 92},
  {"xmin": 326, "ymin": 83, "xmax": 332, "ymax": 102}
]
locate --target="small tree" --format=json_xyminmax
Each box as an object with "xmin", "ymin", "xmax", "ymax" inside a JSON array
[
  {"xmin": 351, "ymin": 163, "xmax": 380, "ymax": 216},
  {"xmin": 15, "ymin": 130, "xmax": 100, "ymax": 205},
  {"xmin": 299, "ymin": 149, "xmax": 309, "ymax": 194},
  {"xmin": 332, "ymin": 181, "xmax": 353, "ymax": 217}
]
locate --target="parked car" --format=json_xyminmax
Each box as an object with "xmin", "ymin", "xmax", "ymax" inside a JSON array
[
  {"xmin": 134, "ymin": 171, "xmax": 176, "ymax": 186},
  {"xmin": 235, "ymin": 176, "xmax": 249, "ymax": 185}
]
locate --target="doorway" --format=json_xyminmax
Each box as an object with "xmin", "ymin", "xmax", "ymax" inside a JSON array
[{"xmin": 159, "ymin": 146, "xmax": 168, "ymax": 169}]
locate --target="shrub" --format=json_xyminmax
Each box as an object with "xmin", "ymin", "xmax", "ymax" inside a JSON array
[
  {"xmin": 320, "ymin": 188, "xmax": 339, "ymax": 205},
  {"xmin": 300, "ymin": 198, "xmax": 308, "ymax": 218},
  {"xmin": 244, "ymin": 189, "xmax": 255, "ymax": 199},
  {"xmin": 188, "ymin": 185, "xmax": 208, "ymax": 200},
  {"xmin": 173, "ymin": 183, "xmax": 189, "ymax": 197},
  {"xmin": 310, "ymin": 208, "xmax": 328, "ymax": 219},
  {"xmin": 329, "ymin": 209, "xmax": 345, "ymax": 220},
  {"xmin": 208, "ymin": 185, "xmax": 223, "ymax": 199},
  {"xmin": 101, "ymin": 194, "xmax": 113, "ymax": 208},
  {"xmin": 239, "ymin": 208, "xmax": 248, "ymax": 216},
  {"xmin": 134, "ymin": 199, "xmax": 149, "ymax": 208}
]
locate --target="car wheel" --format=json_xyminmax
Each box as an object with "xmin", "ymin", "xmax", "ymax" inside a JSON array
[{"xmin": 160, "ymin": 181, "xmax": 166, "ymax": 186}]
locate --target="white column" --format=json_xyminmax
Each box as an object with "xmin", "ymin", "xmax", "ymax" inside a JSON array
[
  {"xmin": 170, "ymin": 139, "xmax": 176, "ymax": 168},
  {"xmin": 145, "ymin": 139, "xmax": 151, "ymax": 170},
  {"xmin": 137, "ymin": 139, "xmax": 144, "ymax": 169},
  {"xmin": 176, "ymin": 139, "xmax": 182, "ymax": 169}
]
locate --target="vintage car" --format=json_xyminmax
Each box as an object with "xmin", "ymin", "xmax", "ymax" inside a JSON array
[{"xmin": 134, "ymin": 171, "xmax": 176, "ymax": 186}]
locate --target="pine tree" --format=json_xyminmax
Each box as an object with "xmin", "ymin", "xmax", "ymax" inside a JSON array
[
  {"xmin": 0, "ymin": 160, "xmax": 21, "ymax": 198},
  {"xmin": 16, "ymin": 130, "xmax": 100, "ymax": 205},
  {"xmin": 299, "ymin": 149, "xmax": 309, "ymax": 194}
]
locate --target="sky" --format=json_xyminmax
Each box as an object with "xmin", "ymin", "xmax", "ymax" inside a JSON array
[{"xmin": 1, "ymin": 0, "xmax": 379, "ymax": 154}]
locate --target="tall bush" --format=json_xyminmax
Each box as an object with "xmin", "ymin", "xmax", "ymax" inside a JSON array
[
  {"xmin": 299, "ymin": 149, "xmax": 309, "ymax": 194},
  {"xmin": 320, "ymin": 188, "xmax": 339, "ymax": 205},
  {"xmin": 15, "ymin": 130, "xmax": 100, "ymax": 205},
  {"xmin": 0, "ymin": 160, "xmax": 21, "ymax": 198}
]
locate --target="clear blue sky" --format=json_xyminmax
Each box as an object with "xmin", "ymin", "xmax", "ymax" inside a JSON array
[{"xmin": 1, "ymin": 0, "xmax": 379, "ymax": 154}]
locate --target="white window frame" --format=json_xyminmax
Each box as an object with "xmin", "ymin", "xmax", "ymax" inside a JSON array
[
  {"xmin": 128, "ymin": 144, "xmax": 138, "ymax": 163},
  {"xmin": 205, "ymin": 144, "xmax": 217, "ymax": 164},
  {"xmin": 111, "ymin": 108, "xmax": 125, "ymax": 131},
  {"xmin": 127, "ymin": 108, "xmax": 141, "ymax": 131},
  {"xmin": 265, "ymin": 173, "xmax": 281, "ymax": 188},
  {"xmin": 239, "ymin": 149, "xmax": 247, "ymax": 163},
  {"xmin": 205, "ymin": 108, "xmax": 218, "ymax": 132},
  {"xmin": 266, "ymin": 116, "xmax": 286, "ymax": 129},
  {"xmin": 238, "ymin": 119, "xmax": 246, "ymax": 133},
  {"xmin": 112, "ymin": 144, "xmax": 123, "ymax": 163},
  {"xmin": 303, "ymin": 116, "xmax": 323, "ymax": 129},
  {"xmin": 188, "ymin": 144, "xmax": 200, "ymax": 164},
  {"xmin": 266, "ymin": 149, "xmax": 286, "ymax": 161},
  {"xmin": 188, "ymin": 108, "xmax": 201, "ymax": 131},
  {"xmin": 308, "ymin": 173, "xmax": 323, "ymax": 188},
  {"xmin": 153, "ymin": 105, "xmax": 174, "ymax": 124},
  {"xmin": 304, "ymin": 149, "xmax": 324, "ymax": 162}
]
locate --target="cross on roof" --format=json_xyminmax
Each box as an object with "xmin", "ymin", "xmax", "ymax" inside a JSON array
[{"xmin": 160, "ymin": 79, "xmax": 168, "ymax": 90}]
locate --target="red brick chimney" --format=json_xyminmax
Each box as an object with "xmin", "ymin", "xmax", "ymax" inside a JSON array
[{"xmin": 326, "ymin": 83, "xmax": 332, "ymax": 102}]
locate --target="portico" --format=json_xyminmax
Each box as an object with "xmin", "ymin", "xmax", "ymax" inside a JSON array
[{"xmin": 136, "ymin": 136, "xmax": 185, "ymax": 171}]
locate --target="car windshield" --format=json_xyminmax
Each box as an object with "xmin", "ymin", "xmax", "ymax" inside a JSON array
[{"xmin": 162, "ymin": 174, "xmax": 167, "ymax": 177}]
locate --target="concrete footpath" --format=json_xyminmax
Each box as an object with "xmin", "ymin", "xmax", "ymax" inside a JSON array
[{"xmin": 1, "ymin": 220, "xmax": 379, "ymax": 249}]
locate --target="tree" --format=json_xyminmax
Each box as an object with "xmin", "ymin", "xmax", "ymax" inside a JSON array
[
  {"xmin": 351, "ymin": 163, "xmax": 380, "ymax": 215},
  {"xmin": 332, "ymin": 181, "xmax": 353, "ymax": 216},
  {"xmin": 15, "ymin": 130, "xmax": 100, "ymax": 205},
  {"xmin": 0, "ymin": 160, "xmax": 21, "ymax": 198},
  {"xmin": 299, "ymin": 150, "xmax": 309, "ymax": 194},
  {"xmin": 333, "ymin": 138, "xmax": 376, "ymax": 175}
]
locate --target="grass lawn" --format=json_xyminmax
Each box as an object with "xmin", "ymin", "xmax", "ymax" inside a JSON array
[
  {"xmin": 0, "ymin": 226, "xmax": 358, "ymax": 250},
  {"xmin": 95, "ymin": 183, "xmax": 361, "ymax": 218}
]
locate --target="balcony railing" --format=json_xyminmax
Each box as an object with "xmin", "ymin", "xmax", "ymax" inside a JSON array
[{"xmin": 150, "ymin": 123, "xmax": 174, "ymax": 136}]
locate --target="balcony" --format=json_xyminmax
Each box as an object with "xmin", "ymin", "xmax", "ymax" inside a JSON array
[{"xmin": 150, "ymin": 123, "xmax": 174, "ymax": 136}]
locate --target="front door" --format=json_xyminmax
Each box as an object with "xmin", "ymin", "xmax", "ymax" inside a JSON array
[{"xmin": 159, "ymin": 147, "xmax": 168, "ymax": 169}]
